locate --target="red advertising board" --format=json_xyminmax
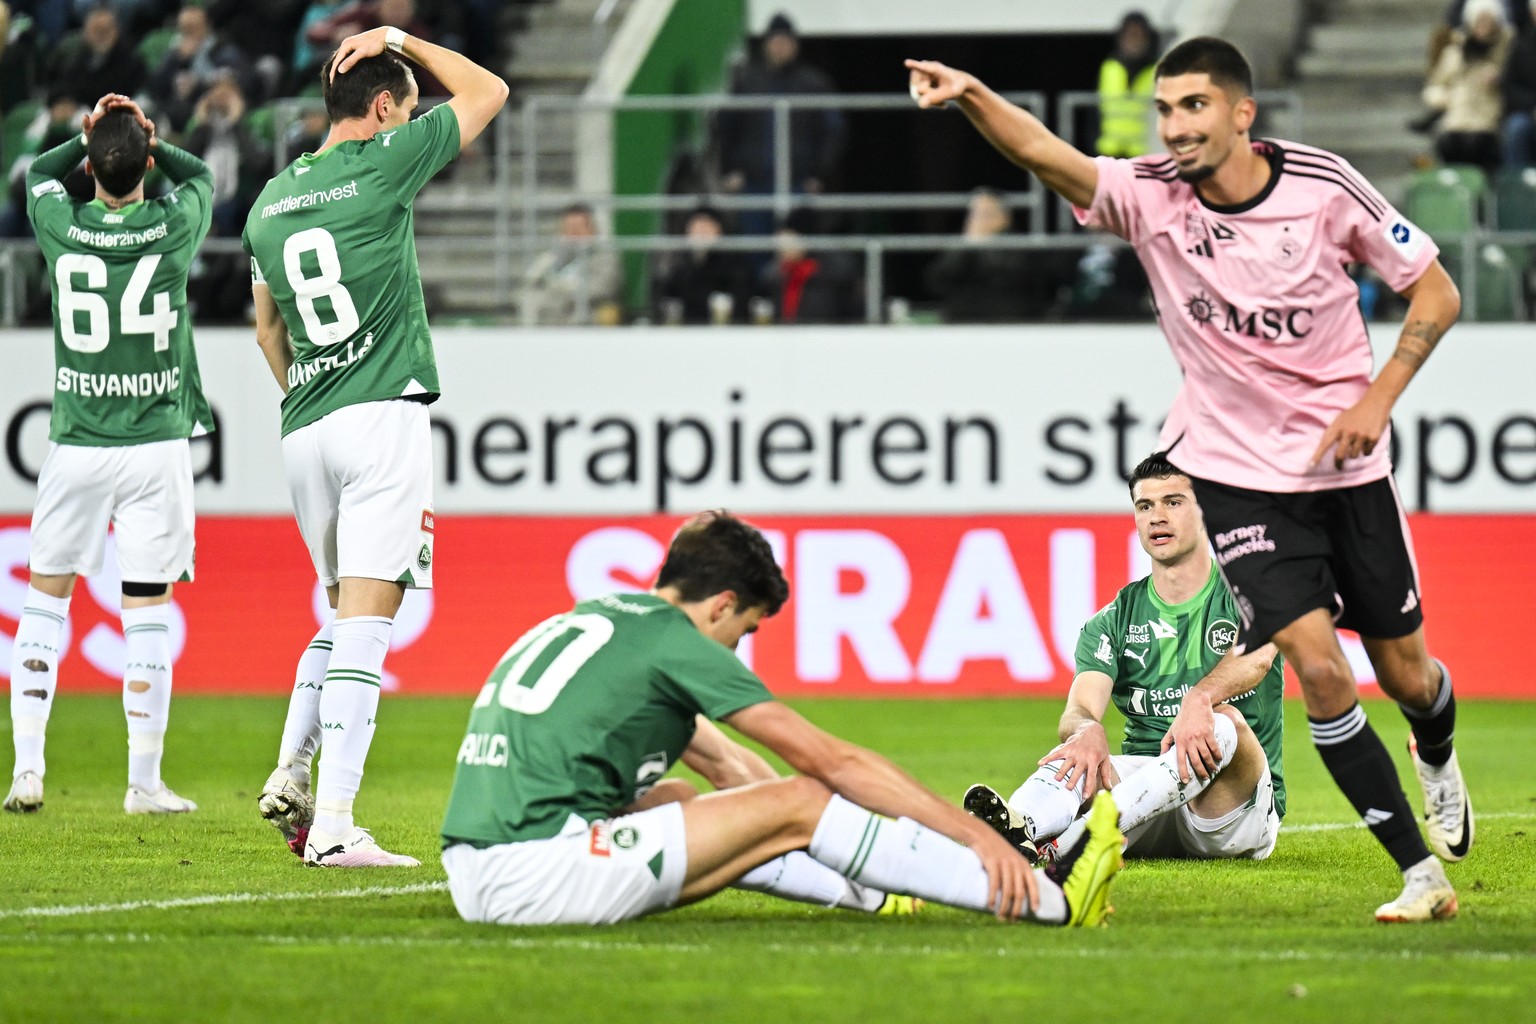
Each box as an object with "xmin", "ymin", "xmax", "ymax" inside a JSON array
[{"xmin": 1, "ymin": 514, "xmax": 1529, "ymax": 698}]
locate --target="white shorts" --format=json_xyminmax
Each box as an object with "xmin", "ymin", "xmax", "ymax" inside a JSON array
[
  {"xmin": 28, "ymin": 439, "xmax": 195, "ymax": 583},
  {"xmin": 282, "ymin": 400, "xmax": 435, "ymax": 589},
  {"xmin": 442, "ymin": 804, "xmax": 689, "ymax": 926},
  {"xmin": 1113, "ymin": 754, "xmax": 1279, "ymax": 860}
]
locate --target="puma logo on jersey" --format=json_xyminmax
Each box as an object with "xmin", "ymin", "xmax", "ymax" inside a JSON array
[
  {"xmin": 295, "ymin": 165, "xmax": 311, "ymax": 175},
  {"xmin": 1124, "ymin": 648, "xmax": 1149, "ymax": 668},
  {"xmin": 379, "ymin": 131, "xmax": 398, "ymax": 146}
]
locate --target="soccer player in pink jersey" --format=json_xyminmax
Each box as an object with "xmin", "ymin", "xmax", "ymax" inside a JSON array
[{"xmin": 908, "ymin": 37, "xmax": 1469, "ymax": 923}]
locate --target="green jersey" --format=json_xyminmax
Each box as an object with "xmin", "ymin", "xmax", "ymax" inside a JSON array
[
  {"xmin": 441, "ymin": 594, "xmax": 775, "ymax": 848},
  {"xmin": 1075, "ymin": 563, "xmax": 1287, "ymax": 818},
  {"xmin": 26, "ymin": 135, "xmax": 215, "ymax": 447},
  {"xmin": 241, "ymin": 104, "xmax": 460, "ymax": 437}
]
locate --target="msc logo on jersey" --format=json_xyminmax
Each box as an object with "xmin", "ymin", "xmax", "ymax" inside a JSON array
[
  {"xmin": 1184, "ymin": 290, "xmax": 1314, "ymax": 340},
  {"xmin": 1386, "ymin": 220, "xmax": 1427, "ymax": 261},
  {"xmin": 1206, "ymin": 618, "xmax": 1239, "ymax": 656}
]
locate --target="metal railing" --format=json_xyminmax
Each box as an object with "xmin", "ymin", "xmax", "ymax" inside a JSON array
[{"xmin": 6, "ymin": 87, "xmax": 1531, "ymax": 325}]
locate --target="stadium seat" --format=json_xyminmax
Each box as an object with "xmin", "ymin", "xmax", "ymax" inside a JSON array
[
  {"xmin": 1494, "ymin": 167, "xmax": 1536, "ymax": 231},
  {"xmin": 1463, "ymin": 243, "xmax": 1526, "ymax": 321},
  {"xmin": 1406, "ymin": 166, "xmax": 1486, "ymax": 235},
  {"xmin": 136, "ymin": 27, "xmax": 179, "ymax": 71},
  {"xmin": 1, "ymin": 100, "xmax": 41, "ymax": 169}
]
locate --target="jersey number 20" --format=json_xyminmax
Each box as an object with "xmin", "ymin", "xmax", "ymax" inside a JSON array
[
  {"xmin": 473, "ymin": 613, "xmax": 615, "ymax": 715},
  {"xmin": 55, "ymin": 253, "xmax": 177, "ymax": 353}
]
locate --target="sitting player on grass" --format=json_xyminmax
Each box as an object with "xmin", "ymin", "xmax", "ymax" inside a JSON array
[
  {"xmin": 440, "ymin": 511, "xmax": 1125, "ymax": 927},
  {"xmin": 965, "ymin": 453, "xmax": 1286, "ymax": 863}
]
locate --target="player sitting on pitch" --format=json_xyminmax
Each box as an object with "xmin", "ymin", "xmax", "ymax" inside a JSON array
[
  {"xmin": 441, "ymin": 511, "xmax": 1125, "ymax": 927},
  {"xmin": 966, "ymin": 453, "xmax": 1285, "ymax": 862}
]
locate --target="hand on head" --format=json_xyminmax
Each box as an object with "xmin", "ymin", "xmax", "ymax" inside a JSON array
[{"xmin": 82, "ymin": 94, "xmax": 156, "ymax": 146}]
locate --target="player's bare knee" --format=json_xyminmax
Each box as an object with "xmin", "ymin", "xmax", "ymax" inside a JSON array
[{"xmin": 779, "ymin": 775, "xmax": 834, "ymax": 840}]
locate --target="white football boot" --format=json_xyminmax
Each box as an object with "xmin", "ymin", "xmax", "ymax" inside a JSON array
[
  {"xmin": 304, "ymin": 826, "xmax": 420, "ymax": 868},
  {"xmin": 124, "ymin": 783, "xmax": 198, "ymax": 814},
  {"xmin": 1409, "ymin": 739, "xmax": 1474, "ymax": 862},
  {"xmin": 258, "ymin": 764, "xmax": 315, "ymax": 857},
  {"xmin": 1375, "ymin": 856, "xmax": 1458, "ymax": 923},
  {"xmin": 3, "ymin": 771, "xmax": 44, "ymax": 813}
]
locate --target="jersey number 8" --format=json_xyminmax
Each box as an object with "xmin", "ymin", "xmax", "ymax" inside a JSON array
[
  {"xmin": 55, "ymin": 253, "xmax": 177, "ymax": 353},
  {"xmin": 283, "ymin": 227, "xmax": 361, "ymax": 345},
  {"xmin": 473, "ymin": 613, "xmax": 616, "ymax": 716}
]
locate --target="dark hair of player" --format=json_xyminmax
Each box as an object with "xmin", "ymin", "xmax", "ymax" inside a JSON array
[
  {"xmin": 86, "ymin": 110, "xmax": 150, "ymax": 198},
  {"xmin": 1127, "ymin": 451, "xmax": 1190, "ymax": 497},
  {"xmin": 320, "ymin": 49, "xmax": 413, "ymax": 122},
  {"xmin": 1154, "ymin": 36, "xmax": 1254, "ymax": 98},
  {"xmin": 656, "ymin": 510, "xmax": 790, "ymax": 616}
]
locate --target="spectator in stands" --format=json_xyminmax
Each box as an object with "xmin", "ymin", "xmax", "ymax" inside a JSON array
[
  {"xmin": 2, "ymin": 88, "xmax": 87, "ymax": 237},
  {"xmin": 1424, "ymin": 0, "xmax": 1513, "ymax": 174},
  {"xmin": 1501, "ymin": 0, "xmax": 1536, "ymax": 166},
  {"xmin": 717, "ymin": 13, "xmax": 844, "ymax": 240},
  {"xmin": 306, "ymin": 0, "xmax": 445, "ymax": 95},
  {"xmin": 1096, "ymin": 10, "xmax": 1159, "ymax": 158},
  {"xmin": 68, "ymin": 0, "xmax": 170, "ymax": 35},
  {"xmin": 183, "ymin": 71, "xmax": 269, "ymax": 321},
  {"xmin": 523, "ymin": 202, "xmax": 624, "ymax": 326},
  {"xmin": 655, "ymin": 205, "xmax": 749, "ymax": 325},
  {"xmin": 147, "ymin": 4, "xmax": 258, "ymax": 133},
  {"xmin": 47, "ymin": 6, "xmax": 145, "ymax": 110},
  {"xmin": 207, "ymin": 0, "xmax": 308, "ymax": 100},
  {"xmin": 756, "ymin": 209, "xmax": 862, "ymax": 324},
  {"xmin": 183, "ymin": 71, "xmax": 269, "ymax": 236},
  {"xmin": 923, "ymin": 188, "xmax": 1041, "ymax": 323},
  {"xmin": 292, "ymin": 0, "xmax": 349, "ymax": 88}
]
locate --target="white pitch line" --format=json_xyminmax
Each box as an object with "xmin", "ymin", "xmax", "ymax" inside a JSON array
[
  {"xmin": 0, "ymin": 882, "xmax": 448, "ymax": 920},
  {"xmin": 3, "ymin": 811, "xmax": 1532, "ymax": 921},
  {"xmin": 1281, "ymin": 810, "xmax": 1533, "ymax": 833},
  {"xmin": 17, "ymin": 932, "xmax": 1534, "ymax": 964}
]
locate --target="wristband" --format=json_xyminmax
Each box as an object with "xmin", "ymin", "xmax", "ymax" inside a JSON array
[{"xmin": 385, "ymin": 27, "xmax": 407, "ymax": 53}]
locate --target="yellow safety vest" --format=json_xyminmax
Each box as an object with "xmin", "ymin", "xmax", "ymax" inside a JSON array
[{"xmin": 1097, "ymin": 58, "xmax": 1156, "ymax": 157}]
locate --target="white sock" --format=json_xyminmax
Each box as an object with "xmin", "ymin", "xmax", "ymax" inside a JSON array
[
  {"xmin": 312, "ymin": 616, "xmax": 391, "ymax": 835},
  {"xmin": 1055, "ymin": 713, "xmax": 1239, "ymax": 851},
  {"xmin": 121, "ymin": 604, "xmax": 174, "ymax": 792},
  {"xmin": 9, "ymin": 587, "xmax": 70, "ymax": 778},
  {"xmin": 1009, "ymin": 762, "xmax": 1087, "ymax": 842},
  {"xmin": 807, "ymin": 794, "xmax": 1066, "ymax": 922},
  {"xmin": 734, "ymin": 850, "xmax": 887, "ymax": 911},
  {"xmin": 277, "ymin": 618, "xmax": 334, "ymax": 771}
]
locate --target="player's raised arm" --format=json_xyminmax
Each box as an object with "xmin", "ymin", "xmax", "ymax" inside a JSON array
[
  {"xmin": 331, "ymin": 26, "xmax": 508, "ymax": 150},
  {"xmin": 906, "ymin": 58, "xmax": 1099, "ymax": 210}
]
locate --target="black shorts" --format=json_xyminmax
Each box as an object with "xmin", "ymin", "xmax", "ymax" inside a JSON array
[{"xmin": 1187, "ymin": 474, "xmax": 1424, "ymax": 651}]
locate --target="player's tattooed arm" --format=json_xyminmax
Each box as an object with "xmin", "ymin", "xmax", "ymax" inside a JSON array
[{"xmin": 1392, "ymin": 319, "xmax": 1444, "ymax": 371}]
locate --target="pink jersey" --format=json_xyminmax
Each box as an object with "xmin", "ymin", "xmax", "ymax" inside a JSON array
[{"xmin": 1075, "ymin": 139, "xmax": 1439, "ymax": 492}]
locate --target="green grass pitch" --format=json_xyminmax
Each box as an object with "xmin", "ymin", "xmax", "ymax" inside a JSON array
[{"xmin": 1, "ymin": 695, "xmax": 1532, "ymax": 1024}]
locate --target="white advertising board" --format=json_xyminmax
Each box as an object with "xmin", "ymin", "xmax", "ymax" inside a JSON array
[{"xmin": 3, "ymin": 324, "xmax": 1534, "ymax": 515}]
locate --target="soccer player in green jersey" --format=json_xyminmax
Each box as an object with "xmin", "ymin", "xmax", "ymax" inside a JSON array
[
  {"xmin": 241, "ymin": 27, "xmax": 507, "ymax": 866},
  {"xmin": 440, "ymin": 512, "xmax": 1126, "ymax": 927},
  {"xmin": 6, "ymin": 95, "xmax": 213, "ymax": 816},
  {"xmin": 964, "ymin": 453, "xmax": 1286, "ymax": 862}
]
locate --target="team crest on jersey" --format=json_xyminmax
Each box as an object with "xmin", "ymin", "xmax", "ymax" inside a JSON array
[
  {"xmin": 1273, "ymin": 235, "xmax": 1304, "ymax": 268},
  {"xmin": 417, "ymin": 543, "xmax": 432, "ymax": 571},
  {"xmin": 613, "ymin": 827, "xmax": 639, "ymax": 850},
  {"xmin": 1206, "ymin": 618, "xmax": 1239, "ymax": 655}
]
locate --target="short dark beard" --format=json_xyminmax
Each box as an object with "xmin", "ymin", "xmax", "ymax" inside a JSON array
[{"xmin": 1176, "ymin": 163, "xmax": 1216, "ymax": 184}]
